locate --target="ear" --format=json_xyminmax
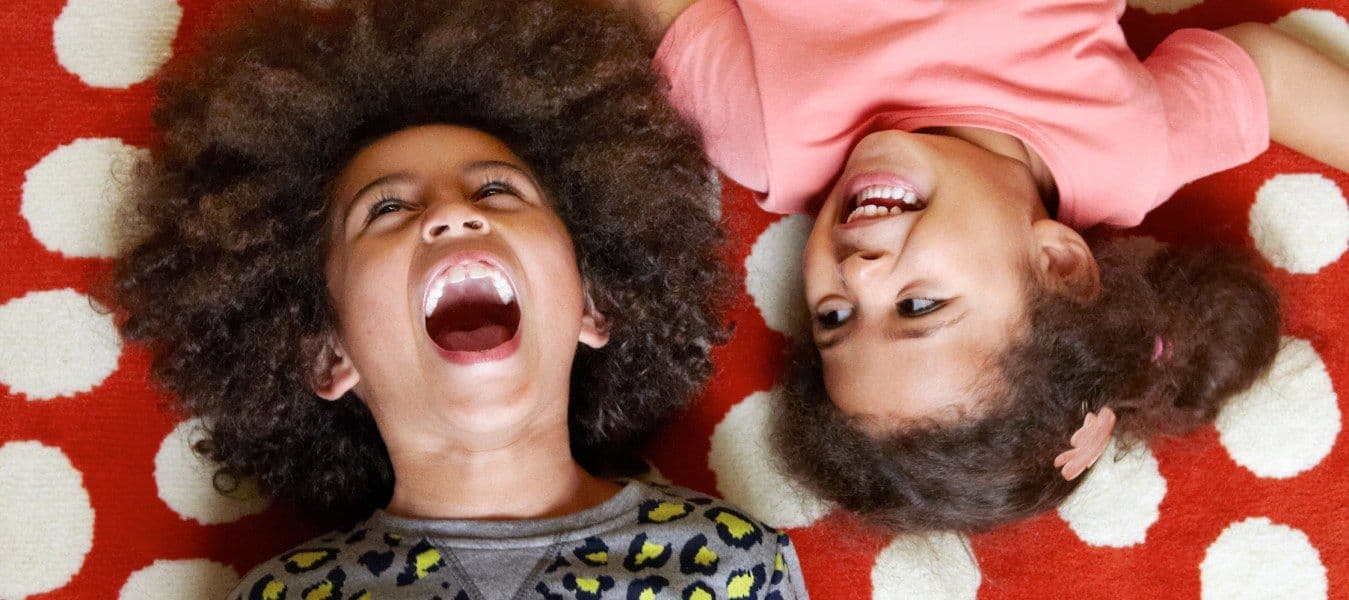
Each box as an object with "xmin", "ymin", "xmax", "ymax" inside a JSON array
[
  {"xmin": 1053, "ymin": 406, "xmax": 1117, "ymax": 481},
  {"xmin": 1032, "ymin": 220, "xmax": 1100, "ymax": 302},
  {"xmin": 578, "ymin": 289, "xmax": 610, "ymax": 350},
  {"xmin": 306, "ymin": 332, "xmax": 360, "ymax": 401}
]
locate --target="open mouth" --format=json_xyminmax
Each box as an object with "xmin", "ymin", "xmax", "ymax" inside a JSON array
[
  {"xmin": 843, "ymin": 184, "xmax": 928, "ymax": 224},
  {"xmin": 422, "ymin": 260, "xmax": 521, "ymax": 359}
]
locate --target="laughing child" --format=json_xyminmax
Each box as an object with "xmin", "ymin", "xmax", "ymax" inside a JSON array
[
  {"xmin": 609, "ymin": 0, "xmax": 1347, "ymax": 531},
  {"xmin": 113, "ymin": 0, "xmax": 807, "ymax": 595}
]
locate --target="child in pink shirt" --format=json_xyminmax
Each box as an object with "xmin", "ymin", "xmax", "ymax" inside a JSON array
[{"xmin": 609, "ymin": 0, "xmax": 1349, "ymax": 531}]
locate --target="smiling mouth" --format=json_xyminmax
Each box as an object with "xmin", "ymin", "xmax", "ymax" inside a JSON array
[
  {"xmin": 423, "ymin": 261, "xmax": 521, "ymax": 358},
  {"xmin": 843, "ymin": 184, "xmax": 928, "ymax": 224}
]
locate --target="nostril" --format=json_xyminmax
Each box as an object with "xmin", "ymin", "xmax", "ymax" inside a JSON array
[
  {"xmin": 463, "ymin": 219, "xmax": 484, "ymax": 230},
  {"xmin": 858, "ymin": 251, "xmax": 883, "ymax": 260},
  {"xmin": 429, "ymin": 224, "xmax": 449, "ymax": 237}
]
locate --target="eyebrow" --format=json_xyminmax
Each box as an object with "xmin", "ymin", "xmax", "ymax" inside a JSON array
[
  {"xmin": 467, "ymin": 159, "xmax": 532, "ymax": 177},
  {"xmin": 816, "ymin": 310, "xmax": 968, "ymax": 350}
]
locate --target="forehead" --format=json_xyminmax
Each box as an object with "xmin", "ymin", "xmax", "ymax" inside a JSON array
[{"xmin": 334, "ymin": 125, "xmax": 523, "ymax": 193}]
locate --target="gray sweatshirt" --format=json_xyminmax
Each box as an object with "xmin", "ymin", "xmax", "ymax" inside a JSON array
[{"xmin": 230, "ymin": 480, "xmax": 809, "ymax": 600}]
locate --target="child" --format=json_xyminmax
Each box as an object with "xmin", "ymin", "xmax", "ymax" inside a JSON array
[
  {"xmin": 612, "ymin": 0, "xmax": 1347, "ymax": 531},
  {"xmin": 113, "ymin": 0, "xmax": 807, "ymax": 595}
]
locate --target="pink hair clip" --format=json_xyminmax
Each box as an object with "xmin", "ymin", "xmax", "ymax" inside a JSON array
[
  {"xmin": 1053, "ymin": 406, "xmax": 1117, "ymax": 481},
  {"xmin": 1152, "ymin": 335, "xmax": 1172, "ymax": 363}
]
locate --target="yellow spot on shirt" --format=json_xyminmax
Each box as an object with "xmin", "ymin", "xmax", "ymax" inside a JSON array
[
  {"xmin": 647, "ymin": 502, "xmax": 688, "ymax": 522},
  {"xmin": 576, "ymin": 577, "xmax": 602, "ymax": 594},
  {"xmin": 715, "ymin": 512, "xmax": 755, "ymax": 540},
  {"xmin": 414, "ymin": 547, "xmax": 442, "ymax": 579},
  {"xmin": 303, "ymin": 581, "xmax": 334, "ymax": 600},
  {"xmin": 695, "ymin": 546, "xmax": 718, "ymax": 567},
  {"xmin": 728, "ymin": 571, "xmax": 757, "ymax": 599},
  {"xmin": 633, "ymin": 541, "xmax": 665, "ymax": 566},
  {"xmin": 261, "ymin": 580, "xmax": 287, "ymax": 600},
  {"xmin": 286, "ymin": 551, "xmax": 333, "ymax": 570}
]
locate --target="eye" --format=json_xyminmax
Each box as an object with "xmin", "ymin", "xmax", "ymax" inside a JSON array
[
  {"xmin": 367, "ymin": 195, "xmax": 407, "ymax": 222},
  {"xmin": 816, "ymin": 306, "xmax": 853, "ymax": 329},
  {"xmin": 897, "ymin": 298, "xmax": 945, "ymax": 317},
  {"xmin": 475, "ymin": 179, "xmax": 523, "ymax": 201}
]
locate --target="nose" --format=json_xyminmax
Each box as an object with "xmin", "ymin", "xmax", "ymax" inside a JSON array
[
  {"xmin": 838, "ymin": 247, "xmax": 891, "ymax": 286},
  {"xmin": 421, "ymin": 196, "xmax": 490, "ymax": 243}
]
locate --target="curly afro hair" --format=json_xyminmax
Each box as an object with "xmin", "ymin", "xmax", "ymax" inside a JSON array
[
  {"xmin": 777, "ymin": 239, "xmax": 1280, "ymax": 532},
  {"xmin": 113, "ymin": 0, "xmax": 727, "ymax": 521}
]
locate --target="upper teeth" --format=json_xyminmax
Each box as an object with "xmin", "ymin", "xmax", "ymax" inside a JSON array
[
  {"xmin": 423, "ymin": 261, "xmax": 516, "ymax": 316},
  {"xmin": 846, "ymin": 185, "xmax": 922, "ymax": 223}
]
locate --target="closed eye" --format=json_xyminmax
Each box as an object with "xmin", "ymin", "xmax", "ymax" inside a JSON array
[
  {"xmin": 366, "ymin": 192, "xmax": 409, "ymax": 223},
  {"xmin": 475, "ymin": 179, "xmax": 523, "ymax": 201}
]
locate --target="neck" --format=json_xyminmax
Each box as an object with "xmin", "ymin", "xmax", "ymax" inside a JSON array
[{"xmin": 382, "ymin": 408, "xmax": 622, "ymax": 521}]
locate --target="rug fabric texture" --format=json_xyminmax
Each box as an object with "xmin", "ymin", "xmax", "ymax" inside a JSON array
[{"xmin": 1, "ymin": 0, "xmax": 1347, "ymax": 598}]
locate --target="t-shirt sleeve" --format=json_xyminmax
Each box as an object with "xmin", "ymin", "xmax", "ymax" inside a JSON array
[
  {"xmin": 1142, "ymin": 28, "xmax": 1270, "ymax": 219},
  {"xmin": 653, "ymin": 0, "xmax": 771, "ymax": 194}
]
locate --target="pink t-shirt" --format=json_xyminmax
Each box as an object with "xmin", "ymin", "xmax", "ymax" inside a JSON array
[{"xmin": 654, "ymin": 0, "xmax": 1269, "ymax": 228}]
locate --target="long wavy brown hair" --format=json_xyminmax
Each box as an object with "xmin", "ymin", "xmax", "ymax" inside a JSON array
[
  {"xmin": 777, "ymin": 239, "xmax": 1280, "ymax": 532},
  {"xmin": 112, "ymin": 0, "xmax": 727, "ymax": 521}
]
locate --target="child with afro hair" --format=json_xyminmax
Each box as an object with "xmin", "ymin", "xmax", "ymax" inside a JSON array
[{"xmin": 113, "ymin": 0, "xmax": 807, "ymax": 596}]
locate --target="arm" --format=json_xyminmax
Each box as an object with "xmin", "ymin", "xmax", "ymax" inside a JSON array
[{"xmin": 1218, "ymin": 22, "xmax": 1349, "ymax": 172}]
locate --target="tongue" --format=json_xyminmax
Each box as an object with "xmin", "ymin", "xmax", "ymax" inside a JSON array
[
  {"xmin": 436, "ymin": 323, "xmax": 512, "ymax": 352},
  {"xmin": 426, "ymin": 279, "xmax": 519, "ymax": 353}
]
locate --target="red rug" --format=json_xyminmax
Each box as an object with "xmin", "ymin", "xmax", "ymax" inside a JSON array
[{"xmin": 2, "ymin": 0, "xmax": 1346, "ymax": 598}]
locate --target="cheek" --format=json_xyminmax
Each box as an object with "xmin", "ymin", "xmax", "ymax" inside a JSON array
[
  {"xmin": 800, "ymin": 240, "xmax": 837, "ymax": 299},
  {"xmin": 521, "ymin": 229, "xmax": 587, "ymax": 313},
  {"xmin": 334, "ymin": 246, "xmax": 409, "ymax": 318}
]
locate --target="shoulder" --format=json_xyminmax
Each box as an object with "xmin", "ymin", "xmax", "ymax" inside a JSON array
[
  {"xmin": 639, "ymin": 483, "xmax": 782, "ymax": 546},
  {"xmin": 227, "ymin": 522, "xmax": 408, "ymax": 599},
  {"xmin": 623, "ymin": 482, "xmax": 806, "ymax": 593}
]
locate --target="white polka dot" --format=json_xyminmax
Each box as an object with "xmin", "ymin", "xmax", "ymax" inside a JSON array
[
  {"xmin": 1126, "ymin": 0, "xmax": 1204, "ymax": 16},
  {"xmin": 1274, "ymin": 9, "xmax": 1349, "ymax": 67},
  {"xmin": 119, "ymin": 559, "xmax": 239, "ymax": 600},
  {"xmin": 708, "ymin": 389, "xmax": 832, "ymax": 528},
  {"xmin": 22, "ymin": 138, "xmax": 148, "ymax": 259},
  {"xmin": 745, "ymin": 215, "xmax": 812, "ymax": 339},
  {"xmin": 1057, "ymin": 439, "xmax": 1167, "ymax": 547},
  {"xmin": 0, "ymin": 442, "xmax": 94, "ymax": 599},
  {"xmin": 1201, "ymin": 517, "xmax": 1327, "ymax": 600},
  {"xmin": 0, "ymin": 289, "xmax": 121, "ymax": 401},
  {"xmin": 871, "ymin": 532, "xmax": 980, "ymax": 600},
  {"xmin": 1217, "ymin": 337, "xmax": 1341, "ymax": 479},
  {"xmin": 1249, "ymin": 174, "xmax": 1349, "ymax": 274},
  {"xmin": 155, "ymin": 419, "xmax": 270, "ymax": 525},
  {"xmin": 53, "ymin": 0, "xmax": 183, "ymax": 88}
]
